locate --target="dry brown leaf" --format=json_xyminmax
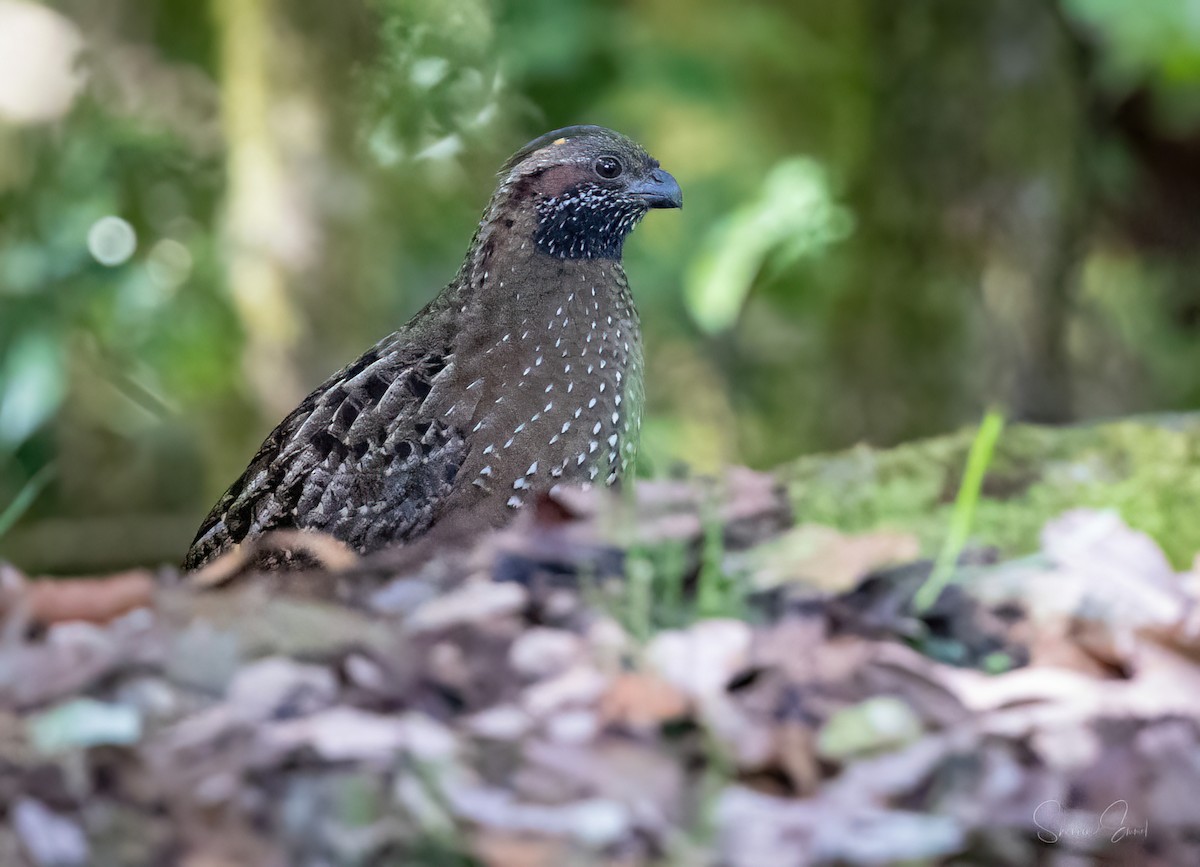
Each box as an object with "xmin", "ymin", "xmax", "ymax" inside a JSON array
[
  {"xmin": 0, "ymin": 620, "xmax": 163, "ymax": 710},
  {"xmin": 646, "ymin": 620, "xmax": 753, "ymax": 700},
  {"xmin": 744, "ymin": 524, "xmax": 921, "ymax": 592},
  {"xmin": 184, "ymin": 542, "xmax": 255, "ymax": 589},
  {"xmin": 776, "ymin": 722, "xmax": 821, "ymax": 795},
  {"xmin": 1035, "ymin": 510, "xmax": 1185, "ymax": 629},
  {"xmin": 598, "ymin": 673, "xmax": 690, "ymax": 729},
  {"xmin": 520, "ymin": 738, "xmax": 684, "ymax": 827},
  {"xmin": 1123, "ymin": 633, "xmax": 1200, "ymax": 717},
  {"xmin": 1018, "ymin": 615, "xmax": 1129, "ymax": 678},
  {"xmin": 473, "ymin": 832, "xmax": 569, "ymax": 867},
  {"xmin": 186, "ymin": 530, "xmax": 358, "ymax": 589},
  {"xmin": 24, "ymin": 571, "xmax": 155, "ymax": 625},
  {"xmin": 608, "ymin": 468, "xmax": 788, "ymax": 549},
  {"xmin": 178, "ymin": 830, "xmax": 287, "ymax": 867}
]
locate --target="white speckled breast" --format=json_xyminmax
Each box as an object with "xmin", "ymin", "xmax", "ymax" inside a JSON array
[{"xmin": 446, "ymin": 257, "xmax": 643, "ymax": 512}]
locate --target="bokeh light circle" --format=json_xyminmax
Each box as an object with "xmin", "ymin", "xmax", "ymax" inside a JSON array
[
  {"xmin": 147, "ymin": 238, "xmax": 193, "ymax": 289},
  {"xmin": 87, "ymin": 216, "xmax": 138, "ymax": 266}
]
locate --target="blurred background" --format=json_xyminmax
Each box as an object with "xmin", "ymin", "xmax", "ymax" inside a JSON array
[{"xmin": 3, "ymin": 0, "xmax": 1200, "ymax": 572}]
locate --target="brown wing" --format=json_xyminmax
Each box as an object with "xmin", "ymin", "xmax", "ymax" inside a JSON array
[{"xmin": 183, "ymin": 335, "xmax": 468, "ymax": 569}]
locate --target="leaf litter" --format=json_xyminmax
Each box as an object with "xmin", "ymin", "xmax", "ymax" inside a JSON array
[{"xmin": 0, "ymin": 470, "xmax": 1197, "ymax": 865}]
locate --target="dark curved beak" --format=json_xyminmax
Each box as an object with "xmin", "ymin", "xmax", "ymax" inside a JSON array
[{"xmin": 630, "ymin": 168, "xmax": 683, "ymax": 209}]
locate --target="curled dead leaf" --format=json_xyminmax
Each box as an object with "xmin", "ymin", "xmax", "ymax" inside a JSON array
[
  {"xmin": 599, "ymin": 673, "xmax": 690, "ymax": 729},
  {"xmin": 186, "ymin": 530, "xmax": 359, "ymax": 589},
  {"xmin": 23, "ymin": 571, "xmax": 155, "ymax": 626}
]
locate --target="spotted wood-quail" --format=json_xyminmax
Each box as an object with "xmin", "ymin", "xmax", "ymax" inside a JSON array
[{"xmin": 183, "ymin": 126, "xmax": 682, "ymax": 569}]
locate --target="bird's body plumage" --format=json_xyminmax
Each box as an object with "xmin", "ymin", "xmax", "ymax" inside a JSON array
[{"xmin": 184, "ymin": 126, "xmax": 678, "ymax": 569}]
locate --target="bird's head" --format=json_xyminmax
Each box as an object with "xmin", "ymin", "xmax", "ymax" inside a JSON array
[{"xmin": 494, "ymin": 125, "xmax": 682, "ymax": 261}]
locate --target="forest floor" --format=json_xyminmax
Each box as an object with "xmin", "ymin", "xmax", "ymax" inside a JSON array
[{"xmin": 2, "ymin": 418, "xmax": 1199, "ymax": 866}]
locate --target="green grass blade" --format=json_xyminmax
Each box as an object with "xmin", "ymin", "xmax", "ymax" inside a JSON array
[
  {"xmin": 0, "ymin": 463, "xmax": 57, "ymax": 542},
  {"xmin": 913, "ymin": 410, "xmax": 1005, "ymax": 613}
]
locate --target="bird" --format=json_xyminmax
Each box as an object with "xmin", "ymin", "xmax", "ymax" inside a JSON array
[{"xmin": 183, "ymin": 125, "xmax": 682, "ymax": 570}]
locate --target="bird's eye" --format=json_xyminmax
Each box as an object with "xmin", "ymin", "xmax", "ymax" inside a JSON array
[{"xmin": 594, "ymin": 156, "xmax": 623, "ymax": 179}]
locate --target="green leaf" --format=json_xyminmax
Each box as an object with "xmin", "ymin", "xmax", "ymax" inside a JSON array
[
  {"xmin": 0, "ymin": 330, "xmax": 66, "ymax": 448},
  {"xmin": 684, "ymin": 158, "xmax": 852, "ymax": 333},
  {"xmin": 29, "ymin": 698, "xmax": 143, "ymax": 755}
]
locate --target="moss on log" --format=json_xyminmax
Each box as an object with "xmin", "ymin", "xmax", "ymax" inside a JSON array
[{"xmin": 781, "ymin": 414, "xmax": 1200, "ymax": 568}]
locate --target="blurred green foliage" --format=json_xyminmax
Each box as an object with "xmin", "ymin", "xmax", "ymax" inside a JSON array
[
  {"xmin": 685, "ymin": 158, "xmax": 852, "ymax": 334},
  {"xmin": 5, "ymin": 0, "xmax": 1200, "ymax": 570},
  {"xmin": 1065, "ymin": 0, "xmax": 1200, "ymax": 124}
]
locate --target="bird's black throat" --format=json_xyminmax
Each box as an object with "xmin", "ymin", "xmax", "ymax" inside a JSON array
[{"xmin": 533, "ymin": 181, "xmax": 648, "ymax": 260}]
